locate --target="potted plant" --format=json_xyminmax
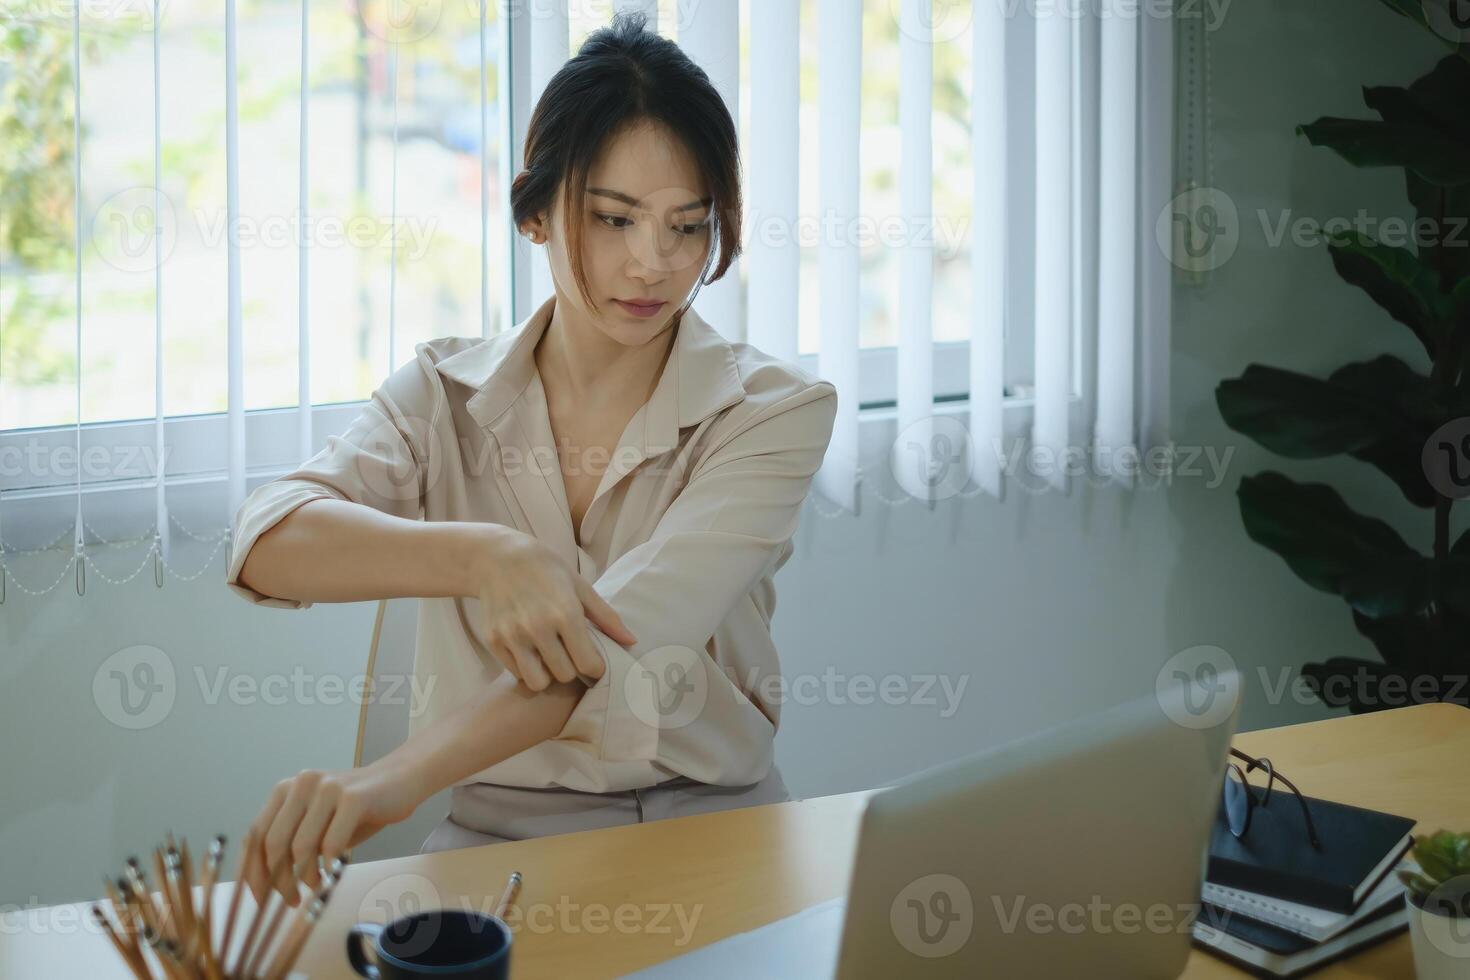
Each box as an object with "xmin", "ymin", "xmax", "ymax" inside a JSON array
[
  {"xmin": 1400, "ymin": 831, "xmax": 1470, "ymax": 978},
  {"xmin": 1215, "ymin": 1, "xmax": 1470, "ymax": 714}
]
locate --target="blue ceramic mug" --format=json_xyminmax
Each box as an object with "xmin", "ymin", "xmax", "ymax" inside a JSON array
[{"xmin": 348, "ymin": 908, "xmax": 512, "ymax": 979}]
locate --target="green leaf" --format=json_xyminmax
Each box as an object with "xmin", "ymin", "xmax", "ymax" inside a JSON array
[
  {"xmin": 1217, "ymin": 364, "xmax": 1405, "ymax": 456},
  {"xmin": 1401, "ymin": 869, "xmax": 1439, "ymax": 899},
  {"xmin": 1217, "ymin": 358, "xmax": 1439, "ymax": 506},
  {"xmin": 1404, "ymin": 172, "xmax": 1470, "ymax": 286},
  {"xmin": 1406, "ymin": 56, "xmax": 1470, "ymax": 143},
  {"xmin": 1298, "ymin": 118, "xmax": 1470, "ymax": 186},
  {"xmin": 1300, "ymin": 657, "xmax": 1395, "ymax": 713},
  {"xmin": 1352, "ymin": 608, "xmax": 1431, "ymax": 667},
  {"xmin": 1418, "ymin": 839, "xmax": 1459, "ymax": 882},
  {"xmin": 1330, "ymin": 356, "xmax": 1442, "ymax": 507},
  {"xmin": 1237, "ymin": 472, "xmax": 1430, "ymax": 617},
  {"xmin": 1326, "ymin": 231, "xmax": 1448, "ymax": 355}
]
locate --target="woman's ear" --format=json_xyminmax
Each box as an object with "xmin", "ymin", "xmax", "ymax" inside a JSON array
[
  {"xmin": 519, "ymin": 220, "xmax": 545, "ymax": 245},
  {"xmin": 519, "ymin": 211, "xmax": 550, "ymax": 245}
]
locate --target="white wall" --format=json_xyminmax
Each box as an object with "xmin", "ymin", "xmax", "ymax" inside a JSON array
[{"xmin": 1, "ymin": 0, "xmax": 1453, "ymax": 911}]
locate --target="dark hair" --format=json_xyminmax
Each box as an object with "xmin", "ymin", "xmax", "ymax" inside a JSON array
[{"xmin": 509, "ymin": 9, "xmax": 742, "ymax": 320}]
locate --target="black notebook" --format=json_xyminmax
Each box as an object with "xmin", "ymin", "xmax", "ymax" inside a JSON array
[
  {"xmin": 1206, "ymin": 792, "xmax": 1414, "ymax": 913},
  {"xmin": 1194, "ymin": 898, "xmax": 1407, "ymax": 978}
]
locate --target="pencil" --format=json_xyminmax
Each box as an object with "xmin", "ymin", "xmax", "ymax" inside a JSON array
[
  {"xmin": 494, "ymin": 871, "xmax": 523, "ymax": 920},
  {"xmin": 151, "ymin": 847, "xmax": 180, "ymax": 945},
  {"xmin": 167, "ymin": 846, "xmax": 197, "ymax": 943},
  {"xmin": 197, "ymin": 835, "xmax": 227, "ymax": 980},
  {"xmin": 231, "ymin": 848, "xmax": 293, "ymax": 980},
  {"xmin": 103, "ymin": 874, "xmax": 152, "ymax": 979},
  {"xmin": 123, "ymin": 857, "xmax": 160, "ymax": 938},
  {"xmin": 177, "ymin": 840, "xmax": 198, "ymax": 960},
  {"xmin": 217, "ymin": 824, "xmax": 257, "ymax": 969},
  {"xmin": 263, "ymin": 891, "xmax": 330, "ymax": 980},
  {"xmin": 91, "ymin": 903, "xmax": 149, "ymax": 980},
  {"xmin": 141, "ymin": 925, "xmax": 187, "ymax": 980},
  {"xmin": 258, "ymin": 860, "xmax": 342, "ymax": 980},
  {"xmin": 242, "ymin": 887, "xmax": 294, "ymax": 980}
]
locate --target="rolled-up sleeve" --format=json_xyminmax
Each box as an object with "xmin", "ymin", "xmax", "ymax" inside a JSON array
[
  {"xmin": 225, "ymin": 347, "xmax": 443, "ymax": 609},
  {"xmin": 555, "ymin": 382, "xmax": 838, "ymax": 783}
]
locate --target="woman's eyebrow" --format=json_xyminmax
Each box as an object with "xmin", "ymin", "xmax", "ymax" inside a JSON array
[{"xmin": 587, "ymin": 187, "xmax": 711, "ymax": 212}]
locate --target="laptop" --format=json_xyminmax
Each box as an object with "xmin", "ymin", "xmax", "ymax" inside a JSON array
[{"xmin": 624, "ymin": 672, "xmax": 1241, "ymax": 979}]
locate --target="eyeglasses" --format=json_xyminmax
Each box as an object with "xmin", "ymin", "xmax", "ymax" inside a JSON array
[{"xmin": 1223, "ymin": 747, "xmax": 1322, "ymax": 850}]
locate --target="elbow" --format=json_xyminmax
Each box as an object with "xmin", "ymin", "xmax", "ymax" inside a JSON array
[{"xmin": 236, "ymin": 517, "xmax": 295, "ymax": 600}]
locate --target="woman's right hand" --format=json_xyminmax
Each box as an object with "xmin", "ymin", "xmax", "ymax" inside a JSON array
[{"xmin": 465, "ymin": 525, "xmax": 636, "ymax": 691}]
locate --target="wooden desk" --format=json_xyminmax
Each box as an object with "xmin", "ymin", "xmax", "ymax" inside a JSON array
[{"xmin": 4, "ymin": 702, "xmax": 1465, "ymax": 978}]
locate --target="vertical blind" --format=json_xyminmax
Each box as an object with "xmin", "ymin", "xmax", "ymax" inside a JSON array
[
  {"xmin": 0, "ymin": 0, "xmax": 1174, "ymax": 598},
  {"xmin": 505, "ymin": 0, "xmax": 1173, "ymax": 511}
]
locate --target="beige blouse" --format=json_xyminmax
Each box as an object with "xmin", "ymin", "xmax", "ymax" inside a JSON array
[{"xmin": 225, "ymin": 295, "xmax": 838, "ymax": 793}]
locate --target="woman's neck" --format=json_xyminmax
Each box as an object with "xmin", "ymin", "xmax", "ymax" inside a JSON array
[{"xmin": 535, "ymin": 294, "xmax": 677, "ymax": 410}]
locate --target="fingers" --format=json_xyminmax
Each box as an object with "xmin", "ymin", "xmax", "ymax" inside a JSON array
[
  {"xmin": 560, "ymin": 619, "xmax": 606, "ymax": 682},
  {"xmin": 262, "ymin": 771, "xmax": 322, "ymax": 907},
  {"xmin": 319, "ymin": 793, "xmax": 366, "ymax": 867},
  {"xmin": 496, "ymin": 632, "xmax": 552, "ymax": 691},
  {"xmin": 289, "ymin": 782, "xmax": 339, "ymax": 893},
  {"xmin": 529, "ymin": 622, "xmax": 579, "ymax": 685},
  {"xmin": 486, "ymin": 637, "xmax": 524, "ymax": 683},
  {"xmin": 576, "ymin": 578, "xmax": 636, "ymax": 647},
  {"xmin": 244, "ymin": 781, "xmax": 289, "ymax": 907}
]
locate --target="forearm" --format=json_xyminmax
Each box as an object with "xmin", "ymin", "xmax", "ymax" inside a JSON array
[
  {"xmin": 377, "ymin": 669, "xmax": 586, "ymax": 804},
  {"xmin": 238, "ymin": 498, "xmax": 513, "ymax": 603}
]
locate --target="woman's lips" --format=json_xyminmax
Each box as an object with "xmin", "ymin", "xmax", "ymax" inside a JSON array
[{"xmin": 615, "ymin": 299, "xmax": 666, "ymax": 318}]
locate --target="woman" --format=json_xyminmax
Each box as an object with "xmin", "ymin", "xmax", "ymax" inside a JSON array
[{"xmin": 225, "ymin": 11, "xmax": 837, "ymax": 908}]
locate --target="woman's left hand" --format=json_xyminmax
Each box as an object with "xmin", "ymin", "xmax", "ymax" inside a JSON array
[{"xmin": 243, "ymin": 761, "xmax": 423, "ymax": 907}]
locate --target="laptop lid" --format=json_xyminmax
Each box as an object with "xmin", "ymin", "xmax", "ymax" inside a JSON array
[{"xmin": 834, "ymin": 670, "xmax": 1241, "ymax": 979}]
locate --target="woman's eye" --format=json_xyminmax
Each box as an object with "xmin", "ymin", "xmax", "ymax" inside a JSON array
[
  {"xmin": 596, "ymin": 213, "xmax": 632, "ymax": 229},
  {"xmin": 677, "ymin": 223, "xmax": 708, "ymax": 235}
]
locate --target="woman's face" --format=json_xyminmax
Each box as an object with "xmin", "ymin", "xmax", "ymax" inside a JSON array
[{"xmin": 524, "ymin": 119, "xmax": 715, "ymax": 346}]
